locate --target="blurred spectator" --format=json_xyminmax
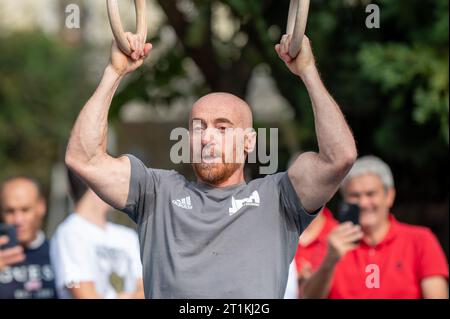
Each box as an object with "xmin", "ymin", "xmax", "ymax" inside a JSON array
[
  {"xmin": 50, "ymin": 169, "xmax": 144, "ymax": 299},
  {"xmin": 284, "ymin": 261, "xmax": 299, "ymax": 299},
  {"xmin": 0, "ymin": 177, "xmax": 57, "ymax": 299},
  {"xmin": 293, "ymin": 207, "xmax": 338, "ymax": 297},
  {"xmin": 300, "ymin": 156, "xmax": 449, "ymax": 299}
]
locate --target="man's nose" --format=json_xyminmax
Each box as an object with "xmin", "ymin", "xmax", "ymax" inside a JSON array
[
  {"xmin": 358, "ymin": 195, "xmax": 371, "ymax": 210},
  {"xmin": 202, "ymin": 127, "xmax": 219, "ymax": 146},
  {"xmin": 12, "ymin": 212, "xmax": 25, "ymax": 226}
]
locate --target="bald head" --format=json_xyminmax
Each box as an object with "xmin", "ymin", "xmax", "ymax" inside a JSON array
[
  {"xmin": 0, "ymin": 177, "xmax": 42, "ymax": 203},
  {"xmin": 0, "ymin": 177, "xmax": 46, "ymax": 245},
  {"xmin": 190, "ymin": 93, "xmax": 253, "ymax": 129},
  {"xmin": 188, "ymin": 93, "xmax": 257, "ymax": 186}
]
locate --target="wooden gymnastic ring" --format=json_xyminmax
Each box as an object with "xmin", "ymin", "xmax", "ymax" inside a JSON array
[
  {"xmin": 286, "ymin": 0, "xmax": 310, "ymax": 59},
  {"xmin": 107, "ymin": 0, "xmax": 147, "ymax": 56}
]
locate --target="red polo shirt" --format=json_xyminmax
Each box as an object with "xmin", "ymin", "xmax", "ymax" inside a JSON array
[
  {"xmin": 294, "ymin": 207, "xmax": 338, "ymax": 273},
  {"xmin": 329, "ymin": 215, "xmax": 449, "ymax": 299}
]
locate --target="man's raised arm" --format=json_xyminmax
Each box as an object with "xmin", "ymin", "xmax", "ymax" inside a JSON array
[
  {"xmin": 275, "ymin": 35, "xmax": 357, "ymax": 213},
  {"xmin": 65, "ymin": 33, "xmax": 152, "ymax": 210}
]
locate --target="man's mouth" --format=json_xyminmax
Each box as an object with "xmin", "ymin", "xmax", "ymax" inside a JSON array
[
  {"xmin": 201, "ymin": 155, "xmax": 222, "ymax": 164},
  {"xmin": 16, "ymin": 228, "xmax": 27, "ymax": 237},
  {"xmin": 200, "ymin": 147, "xmax": 222, "ymax": 163}
]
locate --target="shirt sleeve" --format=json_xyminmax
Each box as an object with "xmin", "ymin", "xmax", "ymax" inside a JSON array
[
  {"xmin": 121, "ymin": 154, "xmax": 162, "ymax": 224},
  {"xmin": 417, "ymin": 229, "xmax": 449, "ymax": 280},
  {"xmin": 50, "ymin": 228, "xmax": 96, "ymax": 294},
  {"xmin": 275, "ymin": 172, "xmax": 319, "ymax": 235}
]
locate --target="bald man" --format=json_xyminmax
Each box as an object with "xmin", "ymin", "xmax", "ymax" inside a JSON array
[
  {"xmin": 0, "ymin": 177, "xmax": 57, "ymax": 299},
  {"xmin": 65, "ymin": 32, "xmax": 357, "ymax": 298}
]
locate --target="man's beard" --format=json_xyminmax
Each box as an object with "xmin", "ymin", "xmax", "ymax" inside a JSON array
[{"xmin": 192, "ymin": 162, "xmax": 241, "ymax": 186}]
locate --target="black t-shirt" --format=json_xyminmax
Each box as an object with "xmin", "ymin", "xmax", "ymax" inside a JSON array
[{"xmin": 0, "ymin": 240, "xmax": 57, "ymax": 299}]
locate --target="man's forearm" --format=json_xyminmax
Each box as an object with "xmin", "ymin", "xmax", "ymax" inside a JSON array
[
  {"xmin": 66, "ymin": 66, "xmax": 123, "ymax": 168},
  {"xmin": 301, "ymin": 256, "xmax": 338, "ymax": 299},
  {"xmin": 300, "ymin": 65, "xmax": 357, "ymax": 167}
]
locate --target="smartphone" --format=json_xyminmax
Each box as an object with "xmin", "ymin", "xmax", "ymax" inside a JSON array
[
  {"xmin": 337, "ymin": 201, "xmax": 360, "ymax": 225},
  {"xmin": 0, "ymin": 223, "xmax": 18, "ymax": 249}
]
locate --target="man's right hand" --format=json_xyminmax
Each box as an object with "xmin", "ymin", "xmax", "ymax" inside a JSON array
[
  {"xmin": 300, "ymin": 223, "xmax": 363, "ymax": 299},
  {"xmin": 109, "ymin": 32, "xmax": 152, "ymax": 77},
  {"xmin": 325, "ymin": 222, "xmax": 363, "ymax": 264},
  {"xmin": 0, "ymin": 236, "xmax": 25, "ymax": 271}
]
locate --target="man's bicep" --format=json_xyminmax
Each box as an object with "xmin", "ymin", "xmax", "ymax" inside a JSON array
[
  {"xmin": 74, "ymin": 154, "xmax": 131, "ymax": 210},
  {"xmin": 288, "ymin": 152, "xmax": 346, "ymax": 213},
  {"xmin": 76, "ymin": 153, "xmax": 159, "ymax": 222}
]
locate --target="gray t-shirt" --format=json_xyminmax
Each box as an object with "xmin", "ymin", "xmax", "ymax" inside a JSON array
[{"xmin": 121, "ymin": 154, "xmax": 317, "ymax": 299}]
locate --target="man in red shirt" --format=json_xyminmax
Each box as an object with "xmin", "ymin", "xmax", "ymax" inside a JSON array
[{"xmin": 299, "ymin": 156, "xmax": 449, "ymax": 299}]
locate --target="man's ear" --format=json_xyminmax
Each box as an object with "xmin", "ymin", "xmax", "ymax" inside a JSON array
[
  {"xmin": 386, "ymin": 187, "xmax": 396, "ymax": 210},
  {"xmin": 244, "ymin": 129, "xmax": 257, "ymax": 154}
]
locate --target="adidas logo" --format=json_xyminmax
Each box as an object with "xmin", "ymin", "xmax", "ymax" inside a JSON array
[
  {"xmin": 229, "ymin": 191, "xmax": 260, "ymax": 216},
  {"xmin": 172, "ymin": 196, "xmax": 193, "ymax": 210}
]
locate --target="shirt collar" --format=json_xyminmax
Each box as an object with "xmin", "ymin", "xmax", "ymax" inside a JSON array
[
  {"xmin": 192, "ymin": 180, "xmax": 247, "ymax": 194},
  {"xmin": 191, "ymin": 181, "xmax": 247, "ymax": 197},
  {"xmin": 361, "ymin": 214, "xmax": 398, "ymax": 248},
  {"xmin": 26, "ymin": 230, "xmax": 45, "ymax": 250}
]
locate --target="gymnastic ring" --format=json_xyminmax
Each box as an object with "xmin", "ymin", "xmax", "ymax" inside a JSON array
[
  {"xmin": 106, "ymin": 0, "xmax": 148, "ymax": 56},
  {"xmin": 286, "ymin": 0, "xmax": 310, "ymax": 59}
]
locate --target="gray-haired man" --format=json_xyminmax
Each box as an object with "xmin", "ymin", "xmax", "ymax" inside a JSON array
[{"xmin": 300, "ymin": 156, "xmax": 449, "ymax": 299}]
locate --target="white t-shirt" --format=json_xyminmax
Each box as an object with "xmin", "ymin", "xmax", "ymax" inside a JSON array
[
  {"xmin": 50, "ymin": 214, "xmax": 143, "ymax": 299},
  {"xmin": 284, "ymin": 261, "xmax": 299, "ymax": 299}
]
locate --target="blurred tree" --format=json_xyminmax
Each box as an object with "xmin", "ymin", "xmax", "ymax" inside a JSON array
[
  {"xmin": 0, "ymin": 32, "xmax": 90, "ymax": 192},
  {"xmin": 114, "ymin": 0, "xmax": 448, "ymax": 166}
]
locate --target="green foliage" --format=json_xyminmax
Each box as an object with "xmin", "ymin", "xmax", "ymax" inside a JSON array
[
  {"xmin": 112, "ymin": 0, "xmax": 449, "ymax": 171},
  {"xmin": 358, "ymin": 0, "xmax": 449, "ymax": 143},
  {"xmin": 136, "ymin": 0, "xmax": 448, "ymax": 202},
  {"xmin": 0, "ymin": 32, "xmax": 89, "ymax": 190},
  {"xmin": 0, "ymin": 0, "xmax": 447, "ymax": 201}
]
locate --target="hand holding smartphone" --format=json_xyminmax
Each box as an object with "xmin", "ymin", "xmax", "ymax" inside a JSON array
[
  {"xmin": 337, "ymin": 201, "xmax": 360, "ymax": 225},
  {"xmin": 337, "ymin": 201, "xmax": 362, "ymax": 245},
  {"xmin": 0, "ymin": 223, "xmax": 18, "ymax": 249},
  {"xmin": 0, "ymin": 223, "xmax": 25, "ymax": 270}
]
